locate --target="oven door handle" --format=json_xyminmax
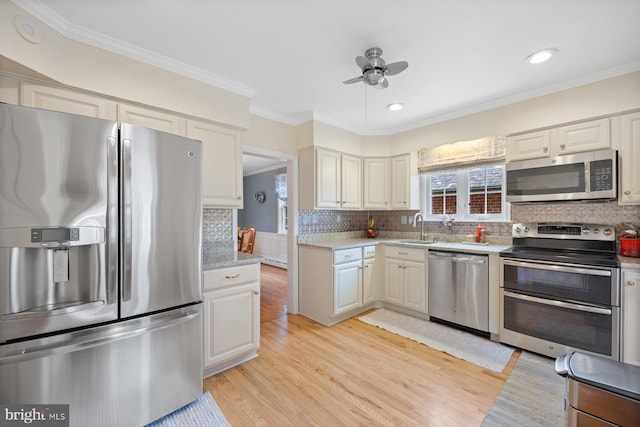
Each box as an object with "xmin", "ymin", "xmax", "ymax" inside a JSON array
[
  {"xmin": 502, "ymin": 259, "xmax": 612, "ymax": 277},
  {"xmin": 503, "ymin": 291, "xmax": 612, "ymax": 315}
]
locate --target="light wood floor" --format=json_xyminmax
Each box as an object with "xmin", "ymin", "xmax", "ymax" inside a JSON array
[{"xmin": 203, "ymin": 264, "xmax": 519, "ymax": 426}]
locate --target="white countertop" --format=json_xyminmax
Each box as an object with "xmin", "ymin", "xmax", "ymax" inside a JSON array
[{"xmin": 298, "ymin": 237, "xmax": 510, "ymax": 254}]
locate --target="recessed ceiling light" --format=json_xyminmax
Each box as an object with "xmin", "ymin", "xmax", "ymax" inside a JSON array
[
  {"xmin": 525, "ymin": 48, "xmax": 557, "ymax": 64},
  {"xmin": 387, "ymin": 103, "xmax": 404, "ymax": 111},
  {"xmin": 13, "ymin": 15, "xmax": 43, "ymax": 44}
]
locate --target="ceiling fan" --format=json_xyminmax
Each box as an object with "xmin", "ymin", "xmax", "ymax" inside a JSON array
[{"xmin": 343, "ymin": 47, "xmax": 408, "ymax": 89}]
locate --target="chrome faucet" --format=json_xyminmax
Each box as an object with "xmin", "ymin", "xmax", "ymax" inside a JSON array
[{"xmin": 413, "ymin": 212, "xmax": 426, "ymax": 241}]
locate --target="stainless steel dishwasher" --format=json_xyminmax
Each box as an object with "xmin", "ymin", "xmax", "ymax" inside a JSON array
[{"xmin": 428, "ymin": 251, "xmax": 489, "ymax": 332}]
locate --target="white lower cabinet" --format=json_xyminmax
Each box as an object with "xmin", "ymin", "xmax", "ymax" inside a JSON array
[
  {"xmin": 203, "ymin": 263, "xmax": 260, "ymax": 377},
  {"xmin": 299, "ymin": 245, "xmax": 377, "ymax": 326},
  {"xmin": 363, "ymin": 255, "xmax": 377, "ymax": 305},
  {"xmin": 333, "ymin": 259, "xmax": 363, "ymax": 315},
  {"xmin": 622, "ymin": 265, "xmax": 640, "ymax": 366},
  {"xmin": 382, "ymin": 245, "xmax": 427, "ymax": 313}
]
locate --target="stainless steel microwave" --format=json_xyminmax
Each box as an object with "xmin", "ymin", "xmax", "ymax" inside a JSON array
[{"xmin": 506, "ymin": 149, "xmax": 617, "ymax": 203}]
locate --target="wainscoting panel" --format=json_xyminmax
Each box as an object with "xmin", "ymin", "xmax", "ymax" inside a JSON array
[{"xmin": 254, "ymin": 232, "xmax": 287, "ymax": 269}]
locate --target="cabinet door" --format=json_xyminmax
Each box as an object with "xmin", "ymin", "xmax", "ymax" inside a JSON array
[
  {"xmin": 341, "ymin": 154, "xmax": 363, "ymax": 209},
  {"xmin": 622, "ymin": 269, "xmax": 640, "ymax": 366},
  {"xmin": 21, "ymin": 83, "xmax": 117, "ymax": 120},
  {"xmin": 618, "ymin": 112, "xmax": 640, "ymax": 205},
  {"xmin": 390, "ymin": 155, "xmax": 411, "ymax": 209},
  {"xmin": 333, "ymin": 260, "xmax": 363, "ymax": 314},
  {"xmin": 384, "ymin": 258, "xmax": 404, "ymax": 306},
  {"xmin": 363, "ymin": 257, "xmax": 377, "ymax": 305},
  {"xmin": 507, "ymin": 131, "xmax": 551, "ymax": 161},
  {"xmin": 316, "ymin": 149, "xmax": 341, "ymax": 209},
  {"xmin": 363, "ymin": 158, "xmax": 390, "ymax": 209},
  {"xmin": 187, "ymin": 120, "xmax": 243, "ymax": 208},
  {"xmin": 203, "ymin": 282, "xmax": 259, "ymax": 368},
  {"xmin": 403, "ymin": 260, "xmax": 427, "ymax": 312},
  {"xmin": 554, "ymin": 118, "xmax": 610, "ymax": 155},
  {"xmin": 117, "ymin": 103, "xmax": 186, "ymax": 136}
]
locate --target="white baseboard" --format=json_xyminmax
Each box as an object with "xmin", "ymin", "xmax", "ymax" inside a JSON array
[{"xmin": 254, "ymin": 231, "xmax": 287, "ymax": 269}]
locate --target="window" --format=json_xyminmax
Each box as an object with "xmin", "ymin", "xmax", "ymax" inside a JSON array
[
  {"xmin": 277, "ymin": 198, "xmax": 287, "ymax": 234},
  {"xmin": 422, "ymin": 164, "xmax": 509, "ymax": 221}
]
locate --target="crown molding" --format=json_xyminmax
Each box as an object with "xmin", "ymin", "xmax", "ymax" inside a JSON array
[{"xmin": 11, "ymin": 0, "xmax": 257, "ymax": 98}]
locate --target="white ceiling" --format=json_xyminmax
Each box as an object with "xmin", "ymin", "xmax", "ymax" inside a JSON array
[{"xmin": 15, "ymin": 0, "xmax": 640, "ymax": 135}]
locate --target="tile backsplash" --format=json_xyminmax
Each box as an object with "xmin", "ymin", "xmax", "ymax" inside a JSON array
[
  {"xmin": 202, "ymin": 202, "xmax": 639, "ymax": 255},
  {"xmin": 511, "ymin": 202, "xmax": 640, "ymax": 225},
  {"xmin": 202, "ymin": 208, "xmax": 234, "ymax": 257},
  {"xmin": 298, "ymin": 201, "xmax": 640, "ymax": 237}
]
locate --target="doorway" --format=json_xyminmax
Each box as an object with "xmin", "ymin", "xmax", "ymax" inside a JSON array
[{"xmin": 240, "ymin": 146, "xmax": 298, "ymax": 318}]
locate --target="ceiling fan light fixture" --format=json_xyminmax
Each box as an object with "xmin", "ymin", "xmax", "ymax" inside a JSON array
[
  {"xmin": 387, "ymin": 103, "xmax": 404, "ymax": 111},
  {"xmin": 525, "ymin": 48, "xmax": 557, "ymax": 64}
]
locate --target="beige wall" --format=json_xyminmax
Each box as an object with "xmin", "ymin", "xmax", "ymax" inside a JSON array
[
  {"xmin": 239, "ymin": 114, "xmax": 297, "ymax": 154},
  {"xmin": 390, "ymin": 71, "xmax": 640, "ymax": 155},
  {"xmin": 0, "ymin": 1, "xmax": 250, "ymax": 129},
  {"xmin": 311, "ymin": 121, "xmax": 391, "ymax": 157}
]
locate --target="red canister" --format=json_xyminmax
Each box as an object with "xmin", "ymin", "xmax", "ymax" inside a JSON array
[{"xmin": 620, "ymin": 237, "xmax": 640, "ymax": 258}]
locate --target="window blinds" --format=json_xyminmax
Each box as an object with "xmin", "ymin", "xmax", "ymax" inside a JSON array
[{"xmin": 417, "ymin": 135, "xmax": 506, "ymax": 173}]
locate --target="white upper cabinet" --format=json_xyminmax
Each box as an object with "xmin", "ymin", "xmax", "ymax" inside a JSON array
[
  {"xmin": 300, "ymin": 148, "xmax": 362, "ymax": 210},
  {"xmin": 117, "ymin": 103, "xmax": 186, "ymax": 136},
  {"xmin": 390, "ymin": 154, "xmax": 419, "ymax": 210},
  {"xmin": 506, "ymin": 130, "xmax": 551, "ymax": 161},
  {"xmin": 187, "ymin": 120, "xmax": 243, "ymax": 208},
  {"xmin": 363, "ymin": 158, "xmax": 390, "ymax": 209},
  {"xmin": 507, "ymin": 118, "xmax": 611, "ymax": 161},
  {"xmin": 616, "ymin": 112, "xmax": 640, "ymax": 205},
  {"xmin": 340, "ymin": 154, "xmax": 363, "ymax": 209},
  {"xmin": 555, "ymin": 118, "xmax": 611, "ymax": 155},
  {"xmin": 21, "ymin": 83, "xmax": 117, "ymax": 120},
  {"xmin": 315, "ymin": 148, "xmax": 342, "ymax": 209}
]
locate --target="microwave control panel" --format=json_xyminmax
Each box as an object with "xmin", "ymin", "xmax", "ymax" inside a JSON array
[{"xmin": 590, "ymin": 159, "xmax": 613, "ymax": 191}]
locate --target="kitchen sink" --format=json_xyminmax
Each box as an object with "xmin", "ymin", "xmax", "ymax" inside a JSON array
[{"xmin": 397, "ymin": 240, "xmax": 438, "ymax": 245}]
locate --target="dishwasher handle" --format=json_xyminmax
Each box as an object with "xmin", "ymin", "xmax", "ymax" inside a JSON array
[{"xmin": 429, "ymin": 252, "xmax": 487, "ymax": 264}]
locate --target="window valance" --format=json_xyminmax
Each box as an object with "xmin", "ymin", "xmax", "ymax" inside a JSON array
[{"xmin": 417, "ymin": 135, "xmax": 506, "ymax": 173}]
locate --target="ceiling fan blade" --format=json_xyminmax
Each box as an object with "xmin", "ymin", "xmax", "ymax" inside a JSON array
[
  {"xmin": 374, "ymin": 78, "xmax": 389, "ymax": 89},
  {"xmin": 356, "ymin": 55, "xmax": 373, "ymax": 70},
  {"xmin": 385, "ymin": 61, "xmax": 408, "ymax": 76},
  {"xmin": 343, "ymin": 76, "xmax": 363, "ymax": 85}
]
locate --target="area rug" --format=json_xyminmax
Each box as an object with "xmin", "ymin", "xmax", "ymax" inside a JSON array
[
  {"xmin": 146, "ymin": 392, "xmax": 231, "ymax": 427},
  {"xmin": 482, "ymin": 351, "xmax": 567, "ymax": 426},
  {"xmin": 359, "ymin": 308, "xmax": 514, "ymax": 373}
]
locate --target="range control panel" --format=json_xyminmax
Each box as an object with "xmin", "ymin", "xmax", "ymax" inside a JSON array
[{"xmin": 512, "ymin": 223, "xmax": 615, "ymax": 241}]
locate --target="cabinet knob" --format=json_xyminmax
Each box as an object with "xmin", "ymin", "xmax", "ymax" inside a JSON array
[
  {"xmin": 253, "ymin": 290, "xmax": 260, "ymax": 295},
  {"xmin": 543, "ymin": 146, "xmax": 549, "ymax": 153},
  {"xmin": 624, "ymin": 190, "xmax": 631, "ymax": 195},
  {"xmin": 628, "ymin": 281, "xmax": 636, "ymax": 286},
  {"xmin": 560, "ymin": 144, "xmax": 566, "ymax": 150},
  {"xmin": 237, "ymin": 196, "xmax": 242, "ymax": 200}
]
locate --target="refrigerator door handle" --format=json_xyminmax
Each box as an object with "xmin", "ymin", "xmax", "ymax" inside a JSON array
[
  {"xmin": 107, "ymin": 134, "xmax": 119, "ymax": 305},
  {"xmin": 121, "ymin": 137, "xmax": 133, "ymax": 302},
  {"xmin": 0, "ymin": 309, "xmax": 200, "ymax": 365}
]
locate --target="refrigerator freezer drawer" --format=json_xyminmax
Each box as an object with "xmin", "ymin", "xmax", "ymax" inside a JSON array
[{"xmin": 0, "ymin": 305, "xmax": 203, "ymax": 427}]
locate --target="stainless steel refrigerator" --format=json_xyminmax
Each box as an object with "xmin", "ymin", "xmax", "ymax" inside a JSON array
[{"xmin": 0, "ymin": 104, "xmax": 203, "ymax": 426}]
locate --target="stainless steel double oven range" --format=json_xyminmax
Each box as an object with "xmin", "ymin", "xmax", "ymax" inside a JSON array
[{"xmin": 499, "ymin": 223, "xmax": 620, "ymax": 360}]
